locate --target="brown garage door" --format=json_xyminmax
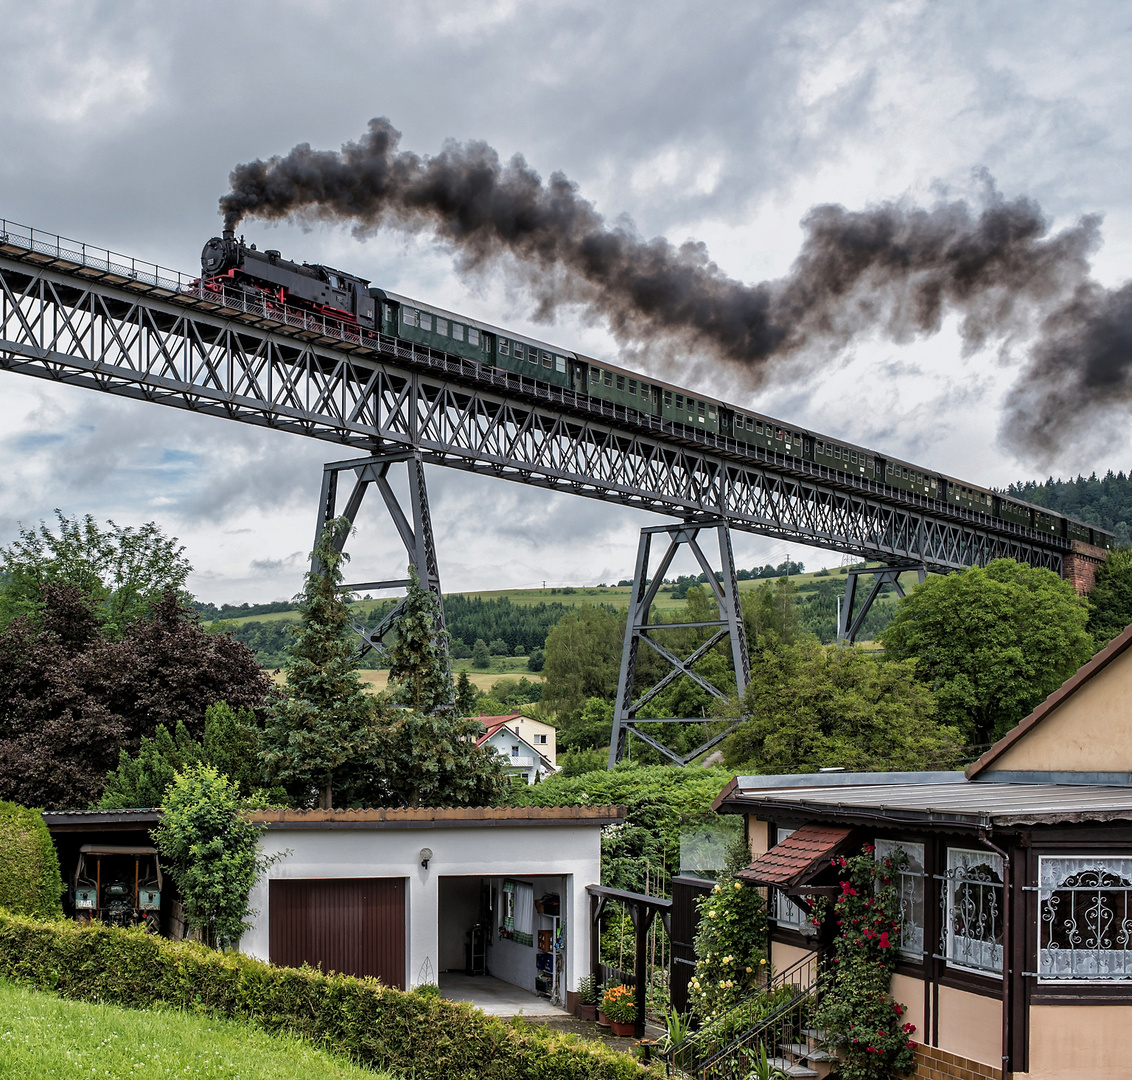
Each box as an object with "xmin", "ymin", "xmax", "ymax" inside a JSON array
[{"xmin": 269, "ymin": 878, "xmax": 405, "ymax": 988}]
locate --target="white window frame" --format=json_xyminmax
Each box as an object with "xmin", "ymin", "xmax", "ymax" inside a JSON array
[
  {"xmin": 1037, "ymin": 855, "xmax": 1132, "ymax": 982},
  {"xmin": 943, "ymin": 847, "xmax": 1004, "ymax": 976},
  {"xmin": 875, "ymin": 839, "xmax": 926, "ymax": 961}
]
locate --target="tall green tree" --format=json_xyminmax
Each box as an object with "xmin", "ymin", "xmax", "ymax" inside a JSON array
[
  {"xmin": 154, "ymin": 764, "xmax": 280, "ymax": 949},
  {"xmin": 260, "ymin": 519, "xmax": 386, "ymax": 809},
  {"xmin": 454, "ymin": 670, "xmax": 478, "ymax": 716},
  {"xmin": 724, "ymin": 638, "xmax": 960, "ymax": 772},
  {"xmin": 541, "ymin": 604, "xmax": 623, "ymax": 718},
  {"xmin": 387, "ymin": 566, "xmax": 453, "ymax": 714},
  {"xmin": 880, "ymin": 558, "xmax": 1093, "ymax": 744},
  {"xmin": 1088, "ymin": 548, "xmax": 1132, "ymax": 649},
  {"xmin": 742, "ymin": 575, "xmax": 802, "ymax": 650},
  {"xmin": 0, "ymin": 512, "xmax": 192, "ymax": 637}
]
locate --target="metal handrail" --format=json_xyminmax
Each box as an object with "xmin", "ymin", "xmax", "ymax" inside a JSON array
[{"xmin": 666, "ymin": 949, "xmax": 823, "ymax": 1066}]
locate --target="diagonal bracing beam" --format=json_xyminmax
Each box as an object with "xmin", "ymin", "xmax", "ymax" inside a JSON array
[{"xmin": 609, "ymin": 519, "xmax": 750, "ymax": 768}]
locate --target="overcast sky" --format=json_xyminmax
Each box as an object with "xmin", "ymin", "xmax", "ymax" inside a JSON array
[{"xmin": 1, "ymin": 1, "xmax": 1130, "ymax": 604}]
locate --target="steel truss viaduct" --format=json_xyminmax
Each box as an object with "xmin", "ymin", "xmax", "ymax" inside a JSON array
[{"xmin": 0, "ymin": 220, "xmax": 1089, "ymax": 766}]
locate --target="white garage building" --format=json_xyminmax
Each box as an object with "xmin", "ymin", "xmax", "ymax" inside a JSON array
[{"xmin": 240, "ymin": 804, "xmax": 620, "ymax": 1004}]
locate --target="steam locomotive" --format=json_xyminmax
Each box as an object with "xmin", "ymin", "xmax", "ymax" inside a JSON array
[{"xmin": 199, "ymin": 232, "xmax": 1114, "ymax": 551}]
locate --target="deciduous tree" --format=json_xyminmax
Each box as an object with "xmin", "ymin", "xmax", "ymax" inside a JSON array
[
  {"xmin": 154, "ymin": 764, "xmax": 280, "ymax": 949},
  {"xmin": 0, "ymin": 512, "xmax": 191, "ymax": 637},
  {"xmin": 1088, "ymin": 548, "xmax": 1132, "ymax": 649},
  {"xmin": 387, "ymin": 566, "xmax": 453, "ymax": 714},
  {"xmin": 541, "ymin": 604, "xmax": 623, "ymax": 718},
  {"xmin": 879, "ymin": 558, "xmax": 1093, "ymax": 743},
  {"xmin": 724, "ymin": 638, "xmax": 960, "ymax": 773}
]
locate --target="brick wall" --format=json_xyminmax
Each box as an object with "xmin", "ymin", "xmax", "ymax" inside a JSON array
[
  {"xmin": 910, "ymin": 1043, "xmax": 1002, "ymax": 1080},
  {"xmin": 1063, "ymin": 542, "xmax": 1108, "ymax": 595}
]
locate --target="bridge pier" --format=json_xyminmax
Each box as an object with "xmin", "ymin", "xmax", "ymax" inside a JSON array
[
  {"xmin": 1063, "ymin": 542, "xmax": 1109, "ymax": 595},
  {"xmin": 608, "ymin": 519, "xmax": 750, "ymax": 768},
  {"xmin": 836, "ymin": 562, "xmax": 926, "ymax": 644},
  {"xmin": 313, "ymin": 448, "xmax": 445, "ymax": 662}
]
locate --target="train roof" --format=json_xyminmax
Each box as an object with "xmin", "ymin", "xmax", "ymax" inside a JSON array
[{"xmin": 373, "ymin": 289, "xmax": 577, "ymax": 359}]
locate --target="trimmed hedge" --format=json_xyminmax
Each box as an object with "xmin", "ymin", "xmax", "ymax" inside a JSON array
[
  {"xmin": 0, "ymin": 913, "xmax": 657, "ymax": 1080},
  {"xmin": 0, "ymin": 802, "xmax": 64, "ymax": 919}
]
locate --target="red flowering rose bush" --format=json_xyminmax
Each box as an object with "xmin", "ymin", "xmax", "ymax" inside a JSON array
[{"xmin": 812, "ymin": 845, "xmax": 918, "ymax": 1080}]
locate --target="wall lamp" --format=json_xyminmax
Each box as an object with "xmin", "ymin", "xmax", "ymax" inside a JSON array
[{"xmin": 419, "ymin": 847, "xmax": 433, "ymax": 869}]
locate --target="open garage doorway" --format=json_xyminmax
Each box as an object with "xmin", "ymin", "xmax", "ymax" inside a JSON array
[{"xmin": 438, "ymin": 874, "xmax": 568, "ymax": 1013}]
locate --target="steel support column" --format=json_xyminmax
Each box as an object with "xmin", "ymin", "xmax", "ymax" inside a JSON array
[
  {"xmin": 608, "ymin": 519, "xmax": 750, "ymax": 768},
  {"xmin": 313, "ymin": 448, "xmax": 445, "ymax": 660},
  {"xmin": 836, "ymin": 563, "xmax": 926, "ymax": 644}
]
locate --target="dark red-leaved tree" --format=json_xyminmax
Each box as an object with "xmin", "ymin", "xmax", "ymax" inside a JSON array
[{"xmin": 0, "ymin": 585, "xmax": 273, "ymax": 810}]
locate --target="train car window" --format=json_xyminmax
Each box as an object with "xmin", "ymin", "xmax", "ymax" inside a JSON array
[
  {"xmin": 641, "ymin": 383, "xmax": 649, "ymax": 398},
  {"xmin": 513, "ymin": 342, "xmax": 524, "ymax": 359},
  {"xmin": 403, "ymin": 308, "xmax": 419, "ymax": 327},
  {"xmin": 735, "ymin": 414, "xmax": 744, "ymax": 427},
  {"xmin": 675, "ymin": 394, "xmax": 683, "ymax": 410},
  {"xmin": 555, "ymin": 356, "xmax": 567, "ymax": 373},
  {"xmin": 438, "ymin": 318, "xmax": 450, "ymax": 336},
  {"xmin": 452, "ymin": 323, "xmax": 464, "ymax": 341},
  {"xmin": 698, "ymin": 402, "xmax": 706, "ymax": 420},
  {"xmin": 775, "ymin": 428, "xmax": 783, "ymax": 440},
  {"xmin": 746, "ymin": 417, "xmax": 754, "ymax": 430},
  {"xmin": 591, "ymin": 366, "xmax": 601, "ymax": 380},
  {"xmin": 468, "ymin": 328, "xmax": 480, "ymax": 346},
  {"xmin": 420, "ymin": 313, "xmax": 433, "ymax": 332},
  {"xmin": 499, "ymin": 339, "xmax": 510, "ymax": 355},
  {"xmin": 708, "ymin": 406, "xmax": 717, "ymax": 420},
  {"xmin": 617, "ymin": 375, "xmax": 626, "ymax": 391},
  {"xmin": 542, "ymin": 355, "xmax": 551, "ymax": 368},
  {"xmin": 604, "ymin": 371, "xmax": 613, "ymax": 387},
  {"xmin": 628, "ymin": 379, "xmax": 637, "ymax": 395},
  {"xmin": 664, "ymin": 390, "xmax": 673, "ymax": 407},
  {"xmin": 902, "ymin": 468, "xmax": 909, "ymax": 479}
]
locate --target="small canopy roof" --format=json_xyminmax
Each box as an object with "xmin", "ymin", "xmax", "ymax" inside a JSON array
[
  {"xmin": 79, "ymin": 844, "xmax": 158, "ymax": 856},
  {"xmin": 738, "ymin": 823, "xmax": 854, "ymax": 889}
]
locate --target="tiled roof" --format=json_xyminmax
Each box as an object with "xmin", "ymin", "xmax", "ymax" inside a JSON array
[{"xmin": 738, "ymin": 823, "xmax": 853, "ymax": 887}]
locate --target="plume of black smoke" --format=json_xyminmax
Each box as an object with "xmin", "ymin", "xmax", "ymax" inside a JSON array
[{"xmin": 221, "ymin": 118, "xmax": 1131, "ymax": 462}]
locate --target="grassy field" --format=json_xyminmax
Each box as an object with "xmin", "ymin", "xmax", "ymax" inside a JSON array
[
  {"xmin": 208, "ymin": 564, "xmax": 918, "ymax": 629},
  {"xmin": 0, "ymin": 978, "xmax": 396, "ymax": 1080},
  {"xmin": 354, "ymin": 666, "xmax": 540, "ymax": 694}
]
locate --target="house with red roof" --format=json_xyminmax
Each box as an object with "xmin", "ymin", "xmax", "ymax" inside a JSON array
[{"xmin": 477, "ymin": 713, "xmax": 558, "ymax": 784}]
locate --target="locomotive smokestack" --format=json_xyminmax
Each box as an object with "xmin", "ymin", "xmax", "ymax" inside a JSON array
[
  {"xmin": 222, "ymin": 228, "xmax": 235, "ymax": 241},
  {"xmin": 218, "ymin": 118, "xmax": 1132, "ymax": 463}
]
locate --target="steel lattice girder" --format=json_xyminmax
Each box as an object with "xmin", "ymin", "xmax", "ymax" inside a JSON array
[{"xmin": 0, "ymin": 252, "xmax": 1064, "ymax": 573}]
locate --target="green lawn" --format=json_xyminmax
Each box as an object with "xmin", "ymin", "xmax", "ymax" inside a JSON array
[{"xmin": 0, "ymin": 979, "xmax": 396, "ymax": 1080}]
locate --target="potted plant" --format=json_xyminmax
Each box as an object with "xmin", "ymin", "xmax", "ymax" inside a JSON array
[
  {"xmin": 601, "ymin": 983, "xmax": 638, "ymax": 1037},
  {"xmin": 575, "ymin": 973, "xmax": 598, "ymax": 1021}
]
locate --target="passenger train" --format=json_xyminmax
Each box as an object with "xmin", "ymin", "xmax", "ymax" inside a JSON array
[{"xmin": 199, "ymin": 231, "xmax": 1114, "ymax": 551}]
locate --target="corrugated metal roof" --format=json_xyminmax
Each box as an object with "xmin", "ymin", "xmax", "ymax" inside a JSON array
[
  {"xmin": 738, "ymin": 823, "xmax": 853, "ymax": 887},
  {"xmin": 724, "ymin": 781, "xmax": 1132, "ymax": 827}
]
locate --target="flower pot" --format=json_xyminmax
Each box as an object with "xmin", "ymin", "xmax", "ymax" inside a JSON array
[
  {"xmin": 610, "ymin": 1020, "xmax": 636, "ymax": 1037},
  {"xmin": 576, "ymin": 1003, "xmax": 598, "ymax": 1022},
  {"xmin": 596, "ymin": 1009, "xmax": 611, "ymax": 1028}
]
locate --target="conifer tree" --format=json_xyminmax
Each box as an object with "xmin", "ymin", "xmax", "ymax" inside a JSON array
[
  {"xmin": 388, "ymin": 565, "xmax": 454, "ymax": 714},
  {"xmin": 455, "ymin": 670, "xmax": 479, "ymax": 716},
  {"xmin": 260, "ymin": 519, "xmax": 386, "ymax": 809}
]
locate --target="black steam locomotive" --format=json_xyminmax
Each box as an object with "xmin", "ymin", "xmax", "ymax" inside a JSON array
[{"xmin": 198, "ymin": 232, "xmax": 1115, "ymax": 551}]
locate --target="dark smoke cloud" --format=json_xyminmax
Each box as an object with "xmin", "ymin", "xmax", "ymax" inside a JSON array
[{"xmin": 221, "ymin": 118, "xmax": 1131, "ymax": 460}]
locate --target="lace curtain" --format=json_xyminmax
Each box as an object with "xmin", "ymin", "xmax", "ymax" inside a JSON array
[
  {"xmin": 1039, "ymin": 856, "xmax": 1132, "ymax": 980},
  {"xmin": 944, "ymin": 847, "xmax": 1004, "ymax": 974},
  {"xmin": 875, "ymin": 839, "xmax": 926, "ymax": 959}
]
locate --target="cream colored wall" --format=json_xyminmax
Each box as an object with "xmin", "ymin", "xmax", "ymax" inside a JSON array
[
  {"xmin": 508, "ymin": 716, "xmax": 557, "ymax": 765},
  {"xmin": 935, "ymin": 985, "xmax": 1001, "ymax": 1068},
  {"xmin": 890, "ymin": 973, "xmax": 926, "ymax": 1045},
  {"xmin": 748, "ymin": 817, "xmax": 770, "ymax": 858},
  {"xmin": 1019, "ymin": 1004, "xmax": 1132, "ymax": 1080},
  {"xmin": 987, "ymin": 647, "xmax": 1132, "ymax": 773},
  {"xmin": 771, "ymin": 940, "xmax": 814, "ymax": 976}
]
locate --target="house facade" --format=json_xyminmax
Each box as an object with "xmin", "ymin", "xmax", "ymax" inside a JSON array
[
  {"xmin": 477, "ymin": 714, "xmax": 557, "ymax": 784},
  {"xmin": 714, "ymin": 624, "xmax": 1132, "ymax": 1080}
]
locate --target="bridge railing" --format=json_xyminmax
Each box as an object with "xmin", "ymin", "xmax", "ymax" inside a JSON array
[{"xmin": 0, "ymin": 218, "xmax": 195, "ymax": 293}]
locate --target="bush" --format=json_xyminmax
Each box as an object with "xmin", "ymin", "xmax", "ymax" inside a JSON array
[
  {"xmin": 0, "ymin": 912, "xmax": 658, "ymax": 1080},
  {"xmin": 0, "ymin": 802, "xmax": 63, "ymax": 919}
]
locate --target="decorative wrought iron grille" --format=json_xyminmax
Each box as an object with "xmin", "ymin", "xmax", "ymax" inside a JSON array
[
  {"xmin": 938, "ymin": 848, "xmax": 1004, "ymax": 975},
  {"xmin": 1037, "ymin": 856, "xmax": 1132, "ymax": 980},
  {"xmin": 875, "ymin": 839, "xmax": 926, "ymax": 959}
]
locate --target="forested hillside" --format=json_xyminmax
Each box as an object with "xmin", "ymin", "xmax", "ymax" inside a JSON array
[{"xmin": 1005, "ymin": 471, "xmax": 1132, "ymax": 545}]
